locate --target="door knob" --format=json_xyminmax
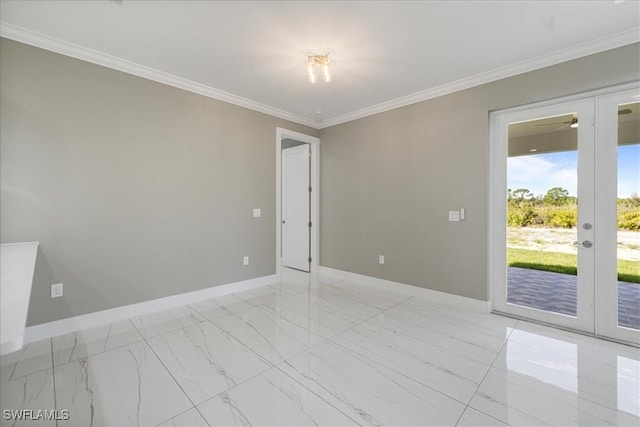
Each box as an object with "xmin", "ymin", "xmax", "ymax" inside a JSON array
[
  {"xmin": 574, "ymin": 240, "xmax": 593, "ymax": 248},
  {"xmin": 282, "ymin": 220, "xmax": 286, "ymax": 224}
]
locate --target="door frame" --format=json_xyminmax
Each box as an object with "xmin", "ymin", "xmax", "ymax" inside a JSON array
[
  {"xmin": 488, "ymin": 81, "xmax": 639, "ymax": 343},
  {"xmin": 276, "ymin": 127, "xmax": 320, "ymax": 278}
]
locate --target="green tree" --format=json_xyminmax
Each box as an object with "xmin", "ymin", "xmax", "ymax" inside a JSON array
[
  {"xmin": 512, "ymin": 188, "xmax": 534, "ymax": 202},
  {"xmin": 544, "ymin": 187, "xmax": 569, "ymax": 206}
]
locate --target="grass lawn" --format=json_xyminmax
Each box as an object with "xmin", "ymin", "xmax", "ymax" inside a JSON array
[{"xmin": 508, "ymin": 248, "xmax": 639, "ymax": 284}]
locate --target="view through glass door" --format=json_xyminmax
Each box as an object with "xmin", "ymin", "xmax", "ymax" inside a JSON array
[
  {"xmin": 493, "ymin": 98, "xmax": 596, "ymax": 333},
  {"xmin": 491, "ymin": 86, "xmax": 640, "ymax": 345},
  {"xmin": 596, "ymin": 89, "xmax": 640, "ymax": 344}
]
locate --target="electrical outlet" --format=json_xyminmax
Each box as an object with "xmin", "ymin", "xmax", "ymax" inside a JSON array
[
  {"xmin": 379, "ymin": 255, "xmax": 385, "ymax": 265},
  {"xmin": 243, "ymin": 256, "xmax": 249, "ymax": 266},
  {"xmin": 448, "ymin": 211, "xmax": 460, "ymax": 221},
  {"xmin": 51, "ymin": 283, "xmax": 63, "ymax": 298},
  {"xmin": 253, "ymin": 208, "xmax": 261, "ymax": 218}
]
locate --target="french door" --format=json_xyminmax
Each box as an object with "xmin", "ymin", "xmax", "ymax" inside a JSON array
[
  {"xmin": 491, "ymin": 85, "xmax": 639, "ymax": 345},
  {"xmin": 595, "ymin": 89, "xmax": 640, "ymax": 344}
]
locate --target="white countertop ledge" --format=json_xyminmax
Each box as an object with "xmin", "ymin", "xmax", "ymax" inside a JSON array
[{"xmin": 1, "ymin": 242, "xmax": 39, "ymax": 355}]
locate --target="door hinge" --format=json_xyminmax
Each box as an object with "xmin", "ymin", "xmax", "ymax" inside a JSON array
[
  {"xmin": 308, "ymin": 221, "xmax": 312, "ymax": 228},
  {"xmin": 308, "ymin": 186, "xmax": 312, "ymax": 192},
  {"xmin": 308, "ymin": 257, "xmax": 312, "ymax": 263},
  {"xmin": 307, "ymin": 151, "xmax": 311, "ymax": 158}
]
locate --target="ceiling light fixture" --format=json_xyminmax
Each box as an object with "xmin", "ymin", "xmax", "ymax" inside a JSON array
[{"xmin": 307, "ymin": 54, "xmax": 331, "ymax": 83}]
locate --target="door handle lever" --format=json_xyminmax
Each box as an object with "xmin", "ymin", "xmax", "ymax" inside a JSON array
[{"xmin": 574, "ymin": 240, "xmax": 593, "ymax": 248}]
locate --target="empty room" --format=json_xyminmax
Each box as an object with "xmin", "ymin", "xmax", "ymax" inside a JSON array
[{"xmin": 1, "ymin": 1, "xmax": 639, "ymax": 426}]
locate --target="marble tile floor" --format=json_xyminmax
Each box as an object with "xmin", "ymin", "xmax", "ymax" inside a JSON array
[{"xmin": 1, "ymin": 269, "xmax": 639, "ymax": 426}]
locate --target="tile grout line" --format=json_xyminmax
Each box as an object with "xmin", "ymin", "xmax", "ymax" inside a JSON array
[
  {"xmin": 138, "ymin": 305, "xmax": 312, "ymax": 425},
  {"xmin": 49, "ymin": 338, "xmax": 58, "ymax": 427},
  {"xmin": 0, "ymin": 345, "xmax": 48, "ymax": 385},
  {"xmin": 128, "ymin": 313, "xmax": 217, "ymax": 426},
  {"xmin": 167, "ymin": 288, "xmax": 349, "ymax": 427},
  {"xmin": 325, "ymin": 294, "xmax": 502, "ymax": 412},
  {"xmin": 204, "ymin": 304, "xmax": 326, "ymax": 366},
  {"xmin": 240, "ymin": 281, "xmax": 409, "ymax": 348},
  {"xmin": 274, "ymin": 290, "xmax": 489, "ymax": 417},
  {"xmin": 197, "ymin": 280, "xmax": 368, "ymax": 426},
  {"xmin": 269, "ymin": 357, "xmax": 366, "ymax": 426},
  {"xmin": 205, "ymin": 282, "xmax": 370, "ymax": 368},
  {"xmin": 285, "ymin": 291, "xmax": 415, "ymax": 353},
  {"xmin": 262, "ymin": 291, "xmax": 461, "ymax": 426},
  {"xmin": 25, "ymin": 320, "xmax": 147, "ymax": 376},
  {"xmin": 453, "ymin": 319, "xmax": 520, "ymax": 427},
  {"xmin": 138, "ymin": 327, "xmax": 213, "ymax": 427},
  {"xmin": 197, "ymin": 310, "xmax": 287, "ymax": 397}
]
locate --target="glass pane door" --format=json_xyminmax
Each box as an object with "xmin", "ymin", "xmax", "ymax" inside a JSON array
[
  {"xmin": 492, "ymin": 98, "xmax": 595, "ymax": 333},
  {"xmin": 616, "ymin": 101, "xmax": 639, "ymax": 331},
  {"xmin": 596, "ymin": 89, "xmax": 640, "ymax": 345},
  {"xmin": 493, "ymin": 85, "xmax": 639, "ymax": 345},
  {"xmin": 506, "ymin": 114, "xmax": 579, "ymax": 317}
]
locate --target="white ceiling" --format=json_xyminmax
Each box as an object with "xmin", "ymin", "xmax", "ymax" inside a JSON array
[{"xmin": 1, "ymin": 1, "xmax": 639, "ymax": 128}]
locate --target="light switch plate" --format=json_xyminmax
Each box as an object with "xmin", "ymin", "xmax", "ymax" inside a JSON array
[
  {"xmin": 448, "ymin": 211, "xmax": 460, "ymax": 221},
  {"xmin": 379, "ymin": 255, "xmax": 385, "ymax": 265},
  {"xmin": 253, "ymin": 208, "xmax": 261, "ymax": 218},
  {"xmin": 243, "ymin": 256, "xmax": 249, "ymax": 266},
  {"xmin": 51, "ymin": 283, "xmax": 63, "ymax": 298}
]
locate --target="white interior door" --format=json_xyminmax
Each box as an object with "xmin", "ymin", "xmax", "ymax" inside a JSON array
[{"xmin": 282, "ymin": 144, "xmax": 310, "ymax": 272}]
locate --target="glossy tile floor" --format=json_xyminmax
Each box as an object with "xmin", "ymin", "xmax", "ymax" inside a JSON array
[{"xmin": 1, "ymin": 269, "xmax": 639, "ymax": 426}]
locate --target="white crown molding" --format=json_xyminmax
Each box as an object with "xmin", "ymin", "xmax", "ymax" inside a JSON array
[
  {"xmin": 2, "ymin": 22, "xmax": 638, "ymax": 130},
  {"xmin": 0, "ymin": 22, "xmax": 321, "ymax": 129},
  {"xmin": 319, "ymin": 27, "xmax": 640, "ymax": 129}
]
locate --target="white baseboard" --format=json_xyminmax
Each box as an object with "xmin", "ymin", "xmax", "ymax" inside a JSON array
[
  {"xmin": 24, "ymin": 274, "xmax": 278, "ymax": 343},
  {"xmin": 318, "ymin": 267, "xmax": 490, "ymax": 313}
]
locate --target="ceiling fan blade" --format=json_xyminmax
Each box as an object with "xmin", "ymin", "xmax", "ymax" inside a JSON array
[{"xmin": 535, "ymin": 121, "xmax": 571, "ymax": 126}]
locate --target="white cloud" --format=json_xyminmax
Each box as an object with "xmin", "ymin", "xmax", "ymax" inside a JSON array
[
  {"xmin": 618, "ymin": 181, "xmax": 638, "ymax": 199},
  {"xmin": 508, "ymin": 154, "xmax": 577, "ymax": 197}
]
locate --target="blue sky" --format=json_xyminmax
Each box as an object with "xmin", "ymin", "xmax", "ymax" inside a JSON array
[{"xmin": 508, "ymin": 144, "xmax": 639, "ymax": 198}]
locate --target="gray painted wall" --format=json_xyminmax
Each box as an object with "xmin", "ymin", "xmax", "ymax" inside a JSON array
[
  {"xmin": 0, "ymin": 39, "xmax": 317, "ymax": 325},
  {"xmin": 319, "ymin": 43, "xmax": 639, "ymax": 301},
  {"xmin": 2, "ymin": 37, "xmax": 638, "ymax": 326}
]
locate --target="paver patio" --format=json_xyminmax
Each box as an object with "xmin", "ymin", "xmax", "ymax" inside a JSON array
[{"xmin": 507, "ymin": 267, "xmax": 640, "ymax": 330}]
